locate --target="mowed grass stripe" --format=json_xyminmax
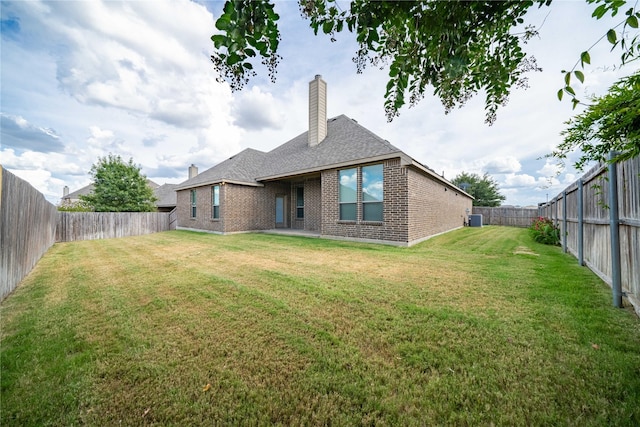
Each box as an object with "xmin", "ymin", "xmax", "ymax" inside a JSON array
[{"xmin": 1, "ymin": 227, "xmax": 639, "ymax": 425}]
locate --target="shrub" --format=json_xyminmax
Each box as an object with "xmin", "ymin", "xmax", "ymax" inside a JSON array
[
  {"xmin": 530, "ymin": 217, "xmax": 560, "ymax": 245},
  {"xmin": 58, "ymin": 200, "xmax": 93, "ymax": 212}
]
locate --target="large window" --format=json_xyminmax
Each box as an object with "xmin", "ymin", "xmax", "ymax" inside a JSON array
[
  {"xmin": 339, "ymin": 168, "xmax": 358, "ymax": 221},
  {"xmin": 338, "ymin": 164, "xmax": 384, "ymax": 222},
  {"xmin": 190, "ymin": 189, "xmax": 197, "ymax": 218},
  {"xmin": 362, "ymin": 164, "xmax": 383, "ymax": 221},
  {"xmin": 212, "ymin": 185, "xmax": 220, "ymax": 219},
  {"xmin": 296, "ymin": 186, "xmax": 304, "ymax": 219}
]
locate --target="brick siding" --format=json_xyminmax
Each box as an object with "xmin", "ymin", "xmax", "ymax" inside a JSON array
[
  {"xmin": 177, "ymin": 160, "xmax": 472, "ymax": 244},
  {"xmin": 407, "ymin": 169, "xmax": 472, "ymax": 243}
]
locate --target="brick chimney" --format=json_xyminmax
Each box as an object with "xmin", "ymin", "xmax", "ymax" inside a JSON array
[
  {"xmin": 188, "ymin": 164, "xmax": 198, "ymax": 179},
  {"xmin": 308, "ymin": 74, "xmax": 327, "ymax": 147}
]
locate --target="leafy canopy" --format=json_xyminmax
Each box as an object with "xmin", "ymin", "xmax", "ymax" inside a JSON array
[
  {"xmin": 80, "ymin": 154, "xmax": 157, "ymax": 212},
  {"xmin": 211, "ymin": 0, "xmax": 547, "ymax": 124},
  {"xmin": 452, "ymin": 172, "xmax": 506, "ymax": 207},
  {"xmin": 551, "ymin": 71, "xmax": 640, "ymax": 170}
]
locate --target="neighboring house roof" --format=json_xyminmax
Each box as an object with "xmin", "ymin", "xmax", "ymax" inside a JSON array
[
  {"xmin": 175, "ymin": 115, "xmax": 410, "ymax": 190},
  {"xmin": 62, "ymin": 179, "xmax": 166, "ymax": 204},
  {"xmin": 154, "ymin": 183, "xmax": 179, "ymax": 208},
  {"xmin": 62, "ymin": 183, "xmax": 94, "ymax": 201}
]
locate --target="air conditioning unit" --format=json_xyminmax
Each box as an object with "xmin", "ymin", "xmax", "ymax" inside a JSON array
[{"xmin": 469, "ymin": 214, "xmax": 483, "ymax": 227}]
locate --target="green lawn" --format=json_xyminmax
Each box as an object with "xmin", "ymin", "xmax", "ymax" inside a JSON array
[{"xmin": 1, "ymin": 227, "xmax": 639, "ymax": 426}]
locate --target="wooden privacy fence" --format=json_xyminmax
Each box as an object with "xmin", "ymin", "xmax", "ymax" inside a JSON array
[
  {"xmin": 1, "ymin": 167, "xmax": 58, "ymax": 300},
  {"xmin": 538, "ymin": 155, "xmax": 639, "ymax": 311},
  {"xmin": 56, "ymin": 211, "xmax": 172, "ymax": 242},
  {"xmin": 1, "ymin": 166, "xmax": 176, "ymax": 299},
  {"xmin": 472, "ymin": 206, "xmax": 538, "ymax": 227}
]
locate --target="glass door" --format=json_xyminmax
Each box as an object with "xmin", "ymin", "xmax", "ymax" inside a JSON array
[{"xmin": 275, "ymin": 195, "xmax": 286, "ymax": 228}]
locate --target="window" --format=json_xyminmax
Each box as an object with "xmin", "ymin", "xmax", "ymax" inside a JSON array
[
  {"xmin": 339, "ymin": 168, "xmax": 358, "ymax": 221},
  {"xmin": 362, "ymin": 164, "xmax": 383, "ymax": 221},
  {"xmin": 296, "ymin": 186, "xmax": 304, "ymax": 219},
  {"xmin": 212, "ymin": 185, "xmax": 220, "ymax": 219},
  {"xmin": 190, "ymin": 189, "xmax": 197, "ymax": 218},
  {"xmin": 338, "ymin": 164, "xmax": 384, "ymax": 222}
]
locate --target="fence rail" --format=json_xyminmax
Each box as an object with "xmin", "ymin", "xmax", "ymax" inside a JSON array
[
  {"xmin": 56, "ymin": 212, "xmax": 172, "ymax": 242},
  {"xmin": 472, "ymin": 206, "xmax": 538, "ymax": 227},
  {"xmin": 1, "ymin": 167, "xmax": 58, "ymax": 300},
  {"xmin": 538, "ymin": 155, "xmax": 639, "ymax": 313}
]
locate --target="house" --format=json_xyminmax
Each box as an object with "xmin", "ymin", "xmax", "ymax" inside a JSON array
[
  {"xmin": 60, "ymin": 179, "xmax": 177, "ymax": 212},
  {"xmin": 174, "ymin": 75, "xmax": 473, "ymax": 246}
]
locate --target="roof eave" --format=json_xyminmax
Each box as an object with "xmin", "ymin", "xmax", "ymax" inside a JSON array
[
  {"xmin": 175, "ymin": 179, "xmax": 264, "ymax": 191},
  {"xmin": 404, "ymin": 159, "xmax": 474, "ymax": 199},
  {"xmin": 256, "ymin": 152, "xmax": 404, "ymax": 181}
]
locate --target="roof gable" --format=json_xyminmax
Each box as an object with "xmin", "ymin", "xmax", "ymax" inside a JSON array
[
  {"xmin": 257, "ymin": 115, "xmax": 402, "ymax": 179},
  {"xmin": 176, "ymin": 148, "xmax": 266, "ymax": 189},
  {"xmin": 175, "ymin": 115, "xmax": 405, "ymax": 189}
]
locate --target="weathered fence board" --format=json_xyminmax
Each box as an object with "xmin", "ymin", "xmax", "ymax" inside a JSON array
[
  {"xmin": 472, "ymin": 206, "xmax": 538, "ymax": 227},
  {"xmin": 1, "ymin": 167, "xmax": 58, "ymax": 300},
  {"xmin": 538, "ymin": 156, "xmax": 640, "ymax": 312},
  {"xmin": 56, "ymin": 212, "xmax": 171, "ymax": 242}
]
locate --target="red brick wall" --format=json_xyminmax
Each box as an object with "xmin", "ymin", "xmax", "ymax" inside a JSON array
[
  {"xmin": 291, "ymin": 177, "xmax": 321, "ymax": 232},
  {"xmin": 176, "ymin": 162, "xmax": 472, "ymax": 244},
  {"xmin": 177, "ymin": 182, "xmax": 290, "ymax": 233},
  {"xmin": 407, "ymin": 169, "xmax": 472, "ymax": 243},
  {"xmin": 321, "ymin": 158, "xmax": 409, "ymax": 243}
]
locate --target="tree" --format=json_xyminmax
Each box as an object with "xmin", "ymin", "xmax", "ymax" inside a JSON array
[
  {"xmin": 80, "ymin": 154, "xmax": 157, "ymax": 212},
  {"xmin": 210, "ymin": 0, "xmax": 639, "ymax": 124},
  {"xmin": 552, "ymin": 71, "xmax": 640, "ymax": 170},
  {"xmin": 452, "ymin": 172, "xmax": 506, "ymax": 207}
]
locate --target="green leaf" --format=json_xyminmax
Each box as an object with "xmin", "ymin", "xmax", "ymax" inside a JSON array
[
  {"xmin": 592, "ymin": 4, "xmax": 607, "ymax": 19},
  {"xmin": 557, "ymin": 89, "xmax": 564, "ymax": 101},
  {"xmin": 564, "ymin": 85, "xmax": 576, "ymax": 96},
  {"xmin": 215, "ymin": 16, "xmax": 230, "ymax": 31},
  {"xmin": 227, "ymin": 52, "xmax": 242, "ymax": 65},
  {"xmin": 626, "ymin": 15, "xmax": 639, "ymax": 28},
  {"xmin": 574, "ymin": 70, "xmax": 585, "ymax": 83},
  {"xmin": 564, "ymin": 72, "xmax": 571, "ymax": 85},
  {"xmin": 581, "ymin": 51, "xmax": 591, "ymax": 65},
  {"xmin": 607, "ymin": 29, "xmax": 617, "ymax": 44},
  {"xmin": 322, "ymin": 20, "xmax": 334, "ymax": 34},
  {"xmin": 211, "ymin": 34, "xmax": 226, "ymax": 49},
  {"xmin": 571, "ymin": 98, "xmax": 580, "ymax": 109}
]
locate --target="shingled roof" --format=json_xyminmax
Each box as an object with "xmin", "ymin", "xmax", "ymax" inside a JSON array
[{"xmin": 175, "ymin": 115, "xmax": 407, "ymax": 190}]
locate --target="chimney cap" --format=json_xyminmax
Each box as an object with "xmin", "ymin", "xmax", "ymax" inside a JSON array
[{"xmin": 314, "ymin": 74, "xmax": 322, "ymax": 80}]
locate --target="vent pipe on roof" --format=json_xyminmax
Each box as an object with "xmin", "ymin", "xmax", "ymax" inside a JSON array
[
  {"xmin": 308, "ymin": 75, "xmax": 327, "ymax": 147},
  {"xmin": 63, "ymin": 185, "xmax": 69, "ymax": 197},
  {"xmin": 189, "ymin": 164, "xmax": 198, "ymax": 179}
]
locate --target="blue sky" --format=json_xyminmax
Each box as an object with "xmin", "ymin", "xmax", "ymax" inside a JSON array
[{"xmin": 0, "ymin": 0, "xmax": 633, "ymax": 206}]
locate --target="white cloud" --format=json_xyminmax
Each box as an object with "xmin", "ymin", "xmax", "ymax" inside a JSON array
[
  {"xmin": 232, "ymin": 86, "xmax": 285, "ymax": 131},
  {"xmin": 484, "ymin": 156, "xmax": 522, "ymax": 174},
  {"xmin": 537, "ymin": 159, "xmax": 562, "ymax": 178},
  {"xmin": 504, "ymin": 173, "xmax": 538, "ymax": 188}
]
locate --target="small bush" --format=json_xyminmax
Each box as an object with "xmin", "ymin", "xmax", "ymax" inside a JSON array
[
  {"xmin": 530, "ymin": 217, "xmax": 560, "ymax": 245},
  {"xmin": 58, "ymin": 201, "xmax": 93, "ymax": 212}
]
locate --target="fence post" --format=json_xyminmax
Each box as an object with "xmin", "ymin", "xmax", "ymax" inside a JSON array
[
  {"xmin": 577, "ymin": 179, "xmax": 584, "ymax": 266},
  {"xmin": 608, "ymin": 152, "xmax": 622, "ymax": 308},
  {"xmin": 562, "ymin": 191, "xmax": 567, "ymax": 253}
]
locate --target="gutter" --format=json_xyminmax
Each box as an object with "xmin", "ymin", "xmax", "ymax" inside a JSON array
[{"xmin": 403, "ymin": 157, "xmax": 474, "ymax": 199}]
